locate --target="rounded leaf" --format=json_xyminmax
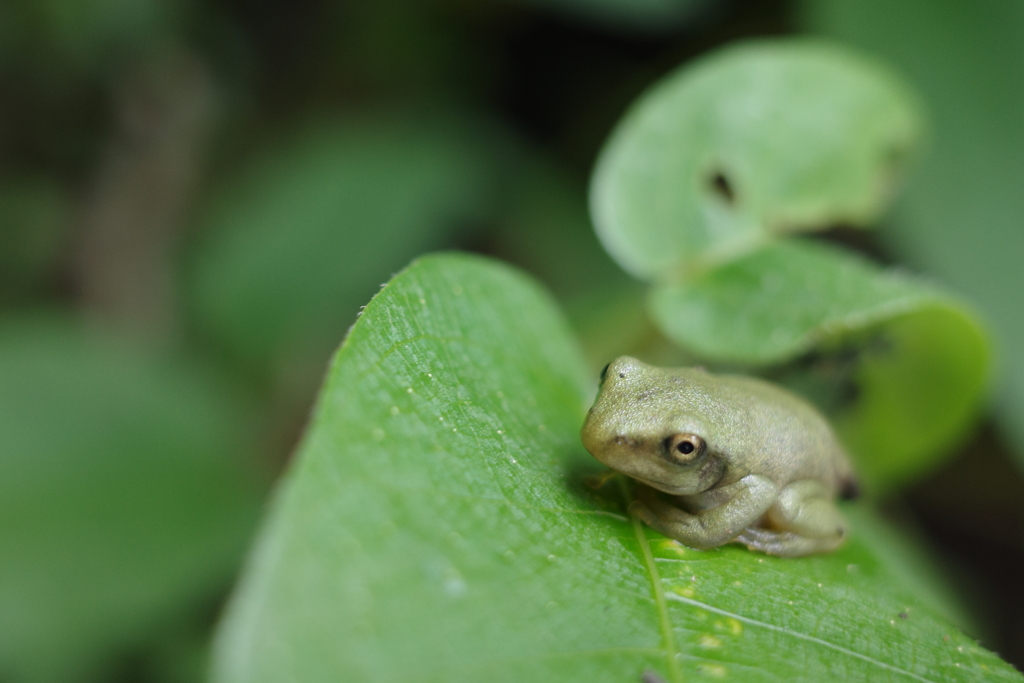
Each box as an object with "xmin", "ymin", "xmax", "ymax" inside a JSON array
[{"xmin": 590, "ymin": 39, "xmax": 923, "ymax": 279}]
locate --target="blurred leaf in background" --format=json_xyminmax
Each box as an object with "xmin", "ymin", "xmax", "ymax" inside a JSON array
[
  {"xmin": 0, "ymin": 316, "xmax": 266, "ymax": 682},
  {"xmin": 800, "ymin": 0, "xmax": 1024, "ymax": 467},
  {"xmin": 590, "ymin": 39, "xmax": 923, "ymax": 279},
  {"xmin": 185, "ymin": 111, "xmax": 501, "ymax": 393}
]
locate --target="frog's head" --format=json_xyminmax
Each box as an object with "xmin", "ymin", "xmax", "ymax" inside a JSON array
[{"xmin": 580, "ymin": 356, "xmax": 726, "ymax": 496}]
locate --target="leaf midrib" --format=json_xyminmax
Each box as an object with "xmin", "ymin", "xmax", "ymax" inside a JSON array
[{"xmin": 629, "ymin": 482, "xmax": 683, "ymax": 683}]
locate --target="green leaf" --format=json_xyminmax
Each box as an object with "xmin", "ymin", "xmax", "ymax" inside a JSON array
[
  {"xmin": 799, "ymin": 0, "xmax": 1024, "ymax": 469},
  {"xmin": 0, "ymin": 316, "xmax": 264, "ymax": 683},
  {"xmin": 650, "ymin": 240, "xmax": 988, "ymax": 487},
  {"xmin": 590, "ymin": 39, "xmax": 923, "ymax": 280},
  {"xmin": 186, "ymin": 113, "xmax": 496, "ymax": 381},
  {"xmin": 211, "ymin": 253, "xmax": 1017, "ymax": 682}
]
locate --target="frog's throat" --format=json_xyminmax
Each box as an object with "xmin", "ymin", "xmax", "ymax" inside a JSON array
[{"xmin": 631, "ymin": 456, "xmax": 729, "ymax": 496}]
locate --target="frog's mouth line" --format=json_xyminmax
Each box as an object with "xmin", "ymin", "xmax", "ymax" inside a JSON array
[{"xmin": 631, "ymin": 475, "xmax": 689, "ymax": 496}]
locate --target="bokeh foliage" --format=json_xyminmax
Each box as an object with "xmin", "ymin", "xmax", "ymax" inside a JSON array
[
  {"xmin": 1, "ymin": 0, "xmax": 1023, "ymax": 681},
  {"xmin": 0, "ymin": 316, "xmax": 263, "ymax": 682}
]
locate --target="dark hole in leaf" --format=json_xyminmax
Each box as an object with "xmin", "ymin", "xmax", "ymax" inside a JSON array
[{"xmin": 708, "ymin": 170, "xmax": 736, "ymax": 204}]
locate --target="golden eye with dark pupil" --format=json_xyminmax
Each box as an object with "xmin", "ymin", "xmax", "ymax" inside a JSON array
[{"xmin": 664, "ymin": 433, "xmax": 704, "ymax": 463}]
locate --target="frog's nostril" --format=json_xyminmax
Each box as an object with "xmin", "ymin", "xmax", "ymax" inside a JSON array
[{"xmin": 608, "ymin": 356, "xmax": 644, "ymax": 381}]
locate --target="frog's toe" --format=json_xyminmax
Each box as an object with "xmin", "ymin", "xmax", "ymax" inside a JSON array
[{"xmin": 736, "ymin": 526, "xmax": 843, "ymax": 557}]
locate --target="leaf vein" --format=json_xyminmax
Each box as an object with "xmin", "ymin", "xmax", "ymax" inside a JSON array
[{"xmin": 664, "ymin": 593, "xmax": 939, "ymax": 683}]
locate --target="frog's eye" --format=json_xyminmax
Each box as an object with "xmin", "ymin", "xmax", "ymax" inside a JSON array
[
  {"xmin": 599, "ymin": 362, "xmax": 611, "ymax": 384},
  {"xmin": 663, "ymin": 433, "xmax": 705, "ymax": 464}
]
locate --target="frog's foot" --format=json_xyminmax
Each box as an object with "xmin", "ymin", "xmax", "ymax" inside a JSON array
[
  {"xmin": 629, "ymin": 480, "xmax": 776, "ymax": 550},
  {"xmin": 628, "ymin": 486, "xmax": 724, "ymax": 550},
  {"xmin": 583, "ymin": 469, "xmax": 622, "ymax": 490},
  {"xmin": 735, "ymin": 526, "xmax": 843, "ymax": 557}
]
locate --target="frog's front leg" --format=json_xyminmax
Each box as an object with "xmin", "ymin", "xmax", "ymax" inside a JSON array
[
  {"xmin": 736, "ymin": 479, "xmax": 847, "ymax": 557},
  {"xmin": 628, "ymin": 475, "xmax": 778, "ymax": 550}
]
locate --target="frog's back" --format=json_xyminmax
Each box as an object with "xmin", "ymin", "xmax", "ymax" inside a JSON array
[{"xmin": 690, "ymin": 370, "xmax": 856, "ymax": 494}]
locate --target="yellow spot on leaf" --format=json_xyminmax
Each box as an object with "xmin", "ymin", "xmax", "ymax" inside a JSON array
[
  {"xmin": 657, "ymin": 539, "xmax": 687, "ymax": 556},
  {"xmin": 697, "ymin": 663, "xmax": 727, "ymax": 678},
  {"xmin": 699, "ymin": 635, "xmax": 722, "ymax": 649},
  {"xmin": 679, "ymin": 585, "xmax": 696, "ymax": 598}
]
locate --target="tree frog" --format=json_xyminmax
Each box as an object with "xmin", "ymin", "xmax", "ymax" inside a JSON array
[{"xmin": 581, "ymin": 356, "xmax": 858, "ymax": 556}]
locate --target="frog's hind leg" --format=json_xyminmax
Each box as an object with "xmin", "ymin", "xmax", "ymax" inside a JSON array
[{"xmin": 737, "ymin": 480, "xmax": 848, "ymax": 557}]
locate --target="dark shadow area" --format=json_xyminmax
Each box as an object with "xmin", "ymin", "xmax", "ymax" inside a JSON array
[
  {"xmin": 899, "ymin": 425, "xmax": 1024, "ymax": 669},
  {"xmin": 562, "ymin": 453, "xmax": 631, "ymax": 516}
]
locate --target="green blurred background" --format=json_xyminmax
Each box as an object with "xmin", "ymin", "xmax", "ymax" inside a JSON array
[{"xmin": 1, "ymin": 0, "xmax": 1022, "ymax": 680}]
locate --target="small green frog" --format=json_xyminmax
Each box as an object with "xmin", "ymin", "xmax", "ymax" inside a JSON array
[{"xmin": 581, "ymin": 356, "xmax": 858, "ymax": 557}]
